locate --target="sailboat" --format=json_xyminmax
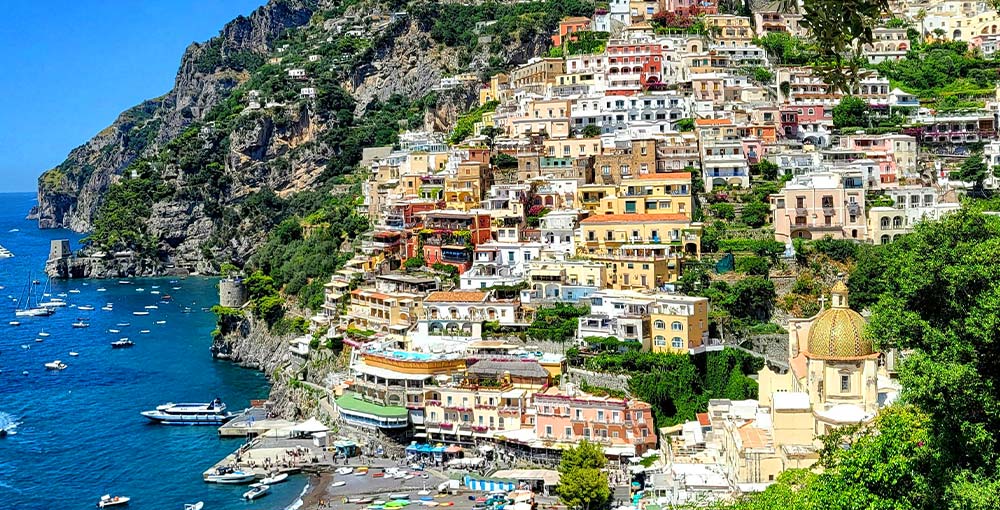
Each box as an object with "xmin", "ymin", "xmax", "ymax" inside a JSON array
[{"xmin": 15, "ymin": 274, "xmax": 54, "ymax": 317}]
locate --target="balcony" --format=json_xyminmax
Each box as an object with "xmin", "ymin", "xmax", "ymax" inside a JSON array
[
  {"xmin": 795, "ymin": 207, "xmax": 808, "ymax": 216},
  {"xmin": 822, "ymin": 207, "xmax": 835, "ymax": 216}
]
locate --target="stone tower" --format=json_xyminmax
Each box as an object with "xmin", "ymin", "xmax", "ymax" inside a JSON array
[
  {"xmin": 48, "ymin": 239, "xmax": 71, "ymax": 261},
  {"xmin": 218, "ymin": 277, "xmax": 248, "ymax": 308}
]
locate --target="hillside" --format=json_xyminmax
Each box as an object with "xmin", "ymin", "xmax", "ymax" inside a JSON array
[{"xmin": 36, "ymin": 0, "xmax": 590, "ymax": 274}]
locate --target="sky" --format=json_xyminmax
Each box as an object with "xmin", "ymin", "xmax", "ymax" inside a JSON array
[{"xmin": 0, "ymin": 0, "xmax": 267, "ymax": 193}]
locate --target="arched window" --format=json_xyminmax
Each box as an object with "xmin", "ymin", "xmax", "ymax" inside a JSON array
[
  {"xmin": 653, "ymin": 320, "xmax": 665, "ymax": 329},
  {"xmin": 654, "ymin": 335, "xmax": 666, "ymax": 346},
  {"xmin": 880, "ymin": 235, "xmax": 890, "ymax": 244},
  {"xmin": 671, "ymin": 321, "xmax": 684, "ymax": 331},
  {"xmin": 880, "ymin": 217, "xmax": 890, "ymax": 228},
  {"xmin": 672, "ymin": 337, "xmax": 684, "ymax": 349},
  {"xmin": 893, "ymin": 216, "xmax": 903, "ymax": 228}
]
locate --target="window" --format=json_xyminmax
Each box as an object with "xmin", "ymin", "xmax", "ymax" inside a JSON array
[
  {"xmin": 654, "ymin": 335, "xmax": 666, "ymax": 346},
  {"xmin": 841, "ymin": 375, "xmax": 850, "ymax": 392},
  {"xmin": 597, "ymin": 410, "xmax": 604, "ymax": 421},
  {"xmin": 565, "ymin": 427, "xmax": 572, "ymax": 438},
  {"xmin": 545, "ymin": 425, "xmax": 553, "ymax": 437},
  {"xmin": 654, "ymin": 320, "xmax": 665, "ymax": 329},
  {"xmin": 602, "ymin": 165, "xmax": 611, "ymax": 175},
  {"xmin": 671, "ymin": 321, "xmax": 684, "ymax": 331},
  {"xmin": 576, "ymin": 409, "xmax": 583, "ymax": 420},
  {"xmin": 672, "ymin": 337, "xmax": 684, "ymax": 348}
]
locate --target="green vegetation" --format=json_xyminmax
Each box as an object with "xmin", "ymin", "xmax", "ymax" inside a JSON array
[
  {"xmin": 411, "ymin": 0, "xmax": 595, "ymax": 50},
  {"xmin": 585, "ymin": 349, "xmax": 762, "ymax": 426},
  {"xmin": 753, "ymin": 32, "xmax": 816, "ymax": 66},
  {"xmin": 801, "ymin": 0, "xmax": 888, "ymax": 93},
  {"xmin": 448, "ymin": 101, "xmax": 498, "ymax": 144},
  {"xmin": 527, "ymin": 303, "xmax": 589, "ymax": 343},
  {"xmin": 557, "ymin": 441, "xmax": 611, "ymax": 510},
  {"xmin": 676, "ymin": 118, "xmax": 695, "ymax": 132},
  {"xmin": 84, "ymin": 176, "xmax": 172, "ymax": 254},
  {"xmin": 564, "ymin": 31, "xmax": 609, "ymax": 55},
  {"xmin": 951, "ymin": 149, "xmax": 991, "ymax": 197},
  {"xmin": 874, "ymin": 41, "xmax": 999, "ymax": 104}
]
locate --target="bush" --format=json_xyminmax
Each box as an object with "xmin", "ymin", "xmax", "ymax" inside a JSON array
[{"xmin": 709, "ymin": 202, "xmax": 736, "ymax": 220}]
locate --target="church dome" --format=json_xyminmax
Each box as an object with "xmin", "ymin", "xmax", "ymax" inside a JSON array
[{"xmin": 806, "ymin": 282, "xmax": 875, "ymax": 359}]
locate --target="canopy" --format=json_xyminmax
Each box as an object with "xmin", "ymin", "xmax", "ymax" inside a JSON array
[
  {"xmin": 291, "ymin": 418, "xmax": 329, "ymax": 434},
  {"xmin": 445, "ymin": 445, "xmax": 462, "ymax": 453}
]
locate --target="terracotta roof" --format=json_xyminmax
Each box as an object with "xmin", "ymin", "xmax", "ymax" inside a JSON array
[
  {"xmin": 636, "ymin": 172, "xmax": 693, "ymax": 180},
  {"xmin": 695, "ymin": 118, "xmax": 732, "ymax": 126},
  {"xmin": 697, "ymin": 412, "xmax": 711, "ymax": 427},
  {"xmin": 739, "ymin": 425, "xmax": 770, "ymax": 450},
  {"xmin": 581, "ymin": 213, "xmax": 690, "ymax": 224},
  {"xmin": 424, "ymin": 291, "xmax": 488, "ymax": 303}
]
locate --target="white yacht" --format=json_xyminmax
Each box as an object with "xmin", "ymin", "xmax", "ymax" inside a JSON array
[
  {"xmin": 204, "ymin": 469, "xmax": 256, "ymax": 484},
  {"xmin": 78, "ymin": 305, "xmax": 96, "ymax": 311},
  {"xmin": 141, "ymin": 398, "xmax": 233, "ymax": 425},
  {"xmin": 97, "ymin": 494, "xmax": 130, "ymax": 508},
  {"xmin": 44, "ymin": 360, "xmax": 67, "ymax": 370}
]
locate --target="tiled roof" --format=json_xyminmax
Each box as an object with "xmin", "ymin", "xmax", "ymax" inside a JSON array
[
  {"xmin": 738, "ymin": 425, "xmax": 770, "ymax": 450},
  {"xmin": 580, "ymin": 213, "xmax": 690, "ymax": 224},
  {"xmin": 695, "ymin": 118, "xmax": 732, "ymax": 126},
  {"xmin": 424, "ymin": 291, "xmax": 488, "ymax": 303},
  {"xmin": 697, "ymin": 412, "xmax": 711, "ymax": 427}
]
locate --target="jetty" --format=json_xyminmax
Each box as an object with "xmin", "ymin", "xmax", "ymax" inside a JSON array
[{"xmin": 218, "ymin": 408, "xmax": 295, "ymax": 437}]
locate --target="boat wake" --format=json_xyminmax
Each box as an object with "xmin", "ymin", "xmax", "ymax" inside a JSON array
[{"xmin": 0, "ymin": 411, "xmax": 21, "ymax": 436}]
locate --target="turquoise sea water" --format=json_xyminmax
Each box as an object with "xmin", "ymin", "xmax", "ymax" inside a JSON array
[{"xmin": 0, "ymin": 193, "xmax": 307, "ymax": 510}]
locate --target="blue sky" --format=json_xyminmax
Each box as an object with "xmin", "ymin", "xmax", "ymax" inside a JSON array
[{"xmin": 0, "ymin": 0, "xmax": 266, "ymax": 192}]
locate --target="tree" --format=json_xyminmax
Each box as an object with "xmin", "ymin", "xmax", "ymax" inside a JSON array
[
  {"xmin": 754, "ymin": 160, "xmax": 779, "ymax": 181},
  {"xmin": 801, "ymin": 0, "xmax": 889, "ymax": 94},
  {"xmin": 581, "ymin": 124, "xmax": 602, "ymax": 137},
  {"xmin": 832, "ymin": 95, "xmax": 870, "ymax": 128},
  {"xmin": 726, "ymin": 277, "xmax": 776, "ymax": 321},
  {"xmin": 951, "ymin": 150, "xmax": 990, "ymax": 197},
  {"xmin": 557, "ymin": 468, "xmax": 611, "ymax": 510},
  {"xmin": 559, "ymin": 440, "xmax": 607, "ymax": 472},
  {"xmin": 741, "ymin": 201, "xmax": 770, "ymax": 227},
  {"xmin": 709, "ymin": 202, "xmax": 736, "ymax": 220},
  {"xmin": 676, "ymin": 118, "xmax": 695, "ymax": 131}
]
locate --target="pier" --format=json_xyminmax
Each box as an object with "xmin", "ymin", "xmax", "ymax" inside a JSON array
[{"xmin": 218, "ymin": 408, "xmax": 296, "ymax": 437}]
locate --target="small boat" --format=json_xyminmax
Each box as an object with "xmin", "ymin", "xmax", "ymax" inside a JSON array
[
  {"xmin": 109, "ymin": 329, "xmax": 120, "ymax": 333},
  {"xmin": 332, "ymin": 481, "xmax": 347, "ymax": 487},
  {"xmin": 101, "ymin": 306, "xmax": 113, "ymax": 311},
  {"xmin": 38, "ymin": 331, "xmax": 50, "ymax": 337},
  {"xmin": 69, "ymin": 352, "xmax": 79, "ymax": 357},
  {"xmin": 243, "ymin": 483, "xmax": 270, "ymax": 500},
  {"xmin": 111, "ymin": 339, "xmax": 134, "ymax": 349},
  {"xmin": 118, "ymin": 281, "xmax": 131, "ymax": 285},
  {"xmin": 150, "ymin": 291, "xmax": 160, "ymax": 295},
  {"xmin": 97, "ymin": 494, "xmax": 130, "ymax": 508},
  {"xmin": 45, "ymin": 360, "xmax": 67, "ymax": 370},
  {"xmin": 348, "ymin": 497, "xmax": 375, "ymax": 504},
  {"xmin": 20, "ymin": 345, "xmax": 29, "ymax": 350},
  {"xmin": 204, "ymin": 470, "xmax": 255, "ymax": 484},
  {"xmin": 184, "ymin": 503, "xmax": 204, "ymax": 510},
  {"xmin": 117, "ymin": 322, "xmax": 130, "ymax": 327},
  {"xmin": 57, "ymin": 293, "xmax": 67, "ymax": 297},
  {"xmin": 336, "ymin": 467, "xmax": 354, "ymax": 475},
  {"xmin": 97, "ymin": 288, "xmax": 107, "ymax": 292},
  {"xmin": 37, "ymin": 300, "xmax": 67, "ymax": 308},
  {"xmin": 151, "ymin": 285, "xmax": 159, "ymax": 289},
  {"xmin": 9, "ymin": 321, "xmax": 19, "ymax": 326},
  {"xmin": 132, "ymin": 311, "xmax": 149, "ymax": 316},
  {"xmin": 21, "ymin": 371, "xmax": 28, "ymax": 376},
  {"xmin": 162, "ymin": 295, "xmax": 172, "ymax": 300},
  {"xmin": 69, "ymin": 289, "xmax": 81, "ymax": 294},
  {"xmin": 78, "ymin": 305, "xmax": 96, "ymax": 311},
  {"xmin": 140, "ymin": 330, "xmax": 150, "ymax": 334},
  {"xmin": 31, "ymin": 280, "xmax": 40, "ymax": 285},
  {"xmin": 72, "ymin": 321, "xmax": 90, "ymax": 328},
  {"xmin": 260, "ymin": 473, "xmax": 288, "ymax": 485},
  {"xmin": 171, "ymin": 287, "xmax": 181, "ymax": 290},
  {"xmin": 389, "ymin": 493, "xmax": 409, "ymax": 499},
  {"xmin": 135, "ymin": 288, "xmax": 145, "ymax": 292},
  {"xmin": 144, "ymin": 305, "xmax": 158, "ymax": 309},
  {"xmin": 7, "ymin": 229, "xmax": 17, "ymax": 233},
  {"xmin": 34, "ymin": 338, "xmax": 43, "ymax": 343},
  {"xmin": 155, "ymin": 320, "xmax": 166, "ymax": 325}
]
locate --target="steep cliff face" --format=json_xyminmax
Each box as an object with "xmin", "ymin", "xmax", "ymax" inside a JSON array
[{"xmin": 36, "ymin": 0, "xmax": 317, "ymax": 231}]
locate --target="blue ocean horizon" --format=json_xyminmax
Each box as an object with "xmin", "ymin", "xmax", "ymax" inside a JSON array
[{"xmin": 0, "ymin": 192, "xmax": 306, "ymax": 509}]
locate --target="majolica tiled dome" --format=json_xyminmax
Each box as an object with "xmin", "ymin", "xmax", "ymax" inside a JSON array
[{"xmin": 806, "ymin": 282, "xmax": 874, "ymax": 358}]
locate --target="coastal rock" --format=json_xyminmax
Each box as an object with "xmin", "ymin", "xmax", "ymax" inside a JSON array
[{"xmin": 44, "ymin": 253, "xmax": 177, "ymax": 279}]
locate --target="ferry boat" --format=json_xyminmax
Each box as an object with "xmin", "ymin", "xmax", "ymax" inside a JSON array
[{"xmin": 140, "ymin": 398, "xmax": 233, "ymax": 425}]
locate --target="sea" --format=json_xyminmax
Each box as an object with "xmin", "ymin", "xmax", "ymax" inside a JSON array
[{"xmin": 0, "ymin": 193, "xmax": 308, "ymax": 510}]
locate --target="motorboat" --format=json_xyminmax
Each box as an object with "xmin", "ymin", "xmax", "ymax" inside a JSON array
[
  {"xmin": 9, "ymin": 321, "xmax": 19, "ymax": 326},
  {"xmin": 78, "ymin": 305, "xmax": 96, "ymax": 311},
  {"xmin": 101, "ymin": 306, "xmax": 113, "ymax": 311},
  {"xmin": 117, "ymin": 322, "xmax": 130, "ymax": 327},
  {"xmin": 69, "ymin": 352, "xmax": 79, "ymax": 357},
  {"xmin": 34, "ymin": 338, "xmax": 43, "ymax": 343},
  {"xmin": 97, "ymin": 494, "xmax": 130, "ymax": 508},
  {"xmin": 132, "ymin": 311, "xmax": 149, "ymax": 316},
  {"xmin": 0, "ymin": 244, "xmax": 13, "ymax": 258},
  {"xmin": 97, "ymin": 288, "xmax": 107, "ymax": 292},
  {"xmin": 111, "ymin": 339, "xmax": 134, "ymax": 349},
  {"xmin": 260, "ymin": 473, "xmax": 288, "ymax": 485},
  {"xmin": 204, "ymin": 469, "xmax": 255, "ymax": 484},
  {"xmin": 243, "ymin": 483, "xmax": 270, "ymax": 500},
  {"xmin": 37, "ymin": 300, "xmax": 67, "ymax": 308},
  {"xmin": 44, "ymin": 360, "xmax": 67, "ymax": 370},
  {"xmin": 144, "ymin": 305, "xmax": 158, "ymax": 309},
  {"xmin": 150, "ymin": 291, "xmax": 160, "ymax": 295},
  {"xmin": 69, "ymin": 289, "xmax": 81, "ymax": 294},
  {"xmin": 118, "ymin": 280, "xmax": 131, "ymax": 285},
  {"xmin": 15, "ymin": 307, "xmax": 53, "ymax": 317},
  {"xmin": 155, "ymin": 320, "xmax": 166, "ymax": 325},
  {"xmin": 336, "ymin": 467, "xmax": 354, "ymax": 475},
  {"xmin": 136, "ymin": 288, "xmax": 145, "ymax": 292},
  {"xmin": 184, "ymin": 503, "xmax": 204, "ymax": 510},
  {"xmin": 151, "ymin": 285, "xmax": 159, "ymax": 289},
  {"xmin": 140, "ymin": 330, "xmax": 150, "ymax": 334},
  {"xmin": 141, "ymin": 398, "xmax": 233, "ymax": 425},
  {"xmin": 72, "ymin": 321, "xmax": 90, "ymax": 328},
  {"xmin": 108, "ymin": 329, "xmax": 120, "ymax": 333}
]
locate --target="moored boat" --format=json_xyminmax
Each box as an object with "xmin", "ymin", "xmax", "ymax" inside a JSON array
[
  {"xmin": 132, "ymin": 311, "xmax": 149, "ymax": 316},
  {"xmin": 111, "ymin": 339, "xmax": 134, "ymax": 348},
  {"xmin": 141, "ymin": 398, "xmax": 232, "ymax": 425},
  {"xmin": 44, "ymin": 360, "xmax": 67, "ymax": 370},
  {"xmin": 243, "ymin": 483, "xmax": 271, "ymax": 500},
  {"xmin": 97, "ymin": 494, "xmax": 130, "ymax": 508},
  {"xmin": 261, "ymin": 473, "xmax": 289, "ymax": 485},
  {"xmin": 204, "ymin": 468, "xmax": 255, "ymax": 484}
]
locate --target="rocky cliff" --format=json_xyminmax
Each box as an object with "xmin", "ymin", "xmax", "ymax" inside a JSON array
[{"xmin": 36, "ymin": 0, "xmax": 317, "ymax": 231}]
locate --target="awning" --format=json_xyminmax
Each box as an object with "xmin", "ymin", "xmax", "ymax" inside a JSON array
[
  {"xmin": 290, "ymin": 417, "xmax": 329, "ymax": 434},
  {"xmin": 445, "ymin": 445, "xmax": 462, "ymax": 453}
]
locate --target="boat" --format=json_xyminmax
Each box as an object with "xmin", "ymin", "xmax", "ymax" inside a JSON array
[
  {"xmin": 151, "ymin": 285, "xmax": 159, "ymax": 289},
  {"xmin": 72, "ymin": 321, "xmax": 90, "ymax": 328},
  {"xmin": 78, "ymin": 305, "xmax": 96, "ymax": 311},
  {"xmin": 132, "ymin": 311, "xmax": 149, "ymax": 316},
  {"xmin": 162, "ymin": 295, "xmax": 172, "ymax": 301},
  {"xmin": 38, "ymin": 331, "xmax": 50, "ymax": 337},
  {"xmin": 117, "ymin": 322, "xmax": 130, "ymax": 327},
  {"xmin": 97, "ymin": 494, "xmax": 130, "ymax": 508},
  {"xmin": 135, "ymin": 288, "xmax": 145, "ymax": 292},
  {"xmin": 348, "ymin": 497, "xmax": 375, "ymax": 504},
  {"xmin": 69, "ymin": 289, "xmax": 81, "ymax": 294},
  {"xmin": 44, "ymin": 360, "xmax": 67, "ymax": 370},
  {"xmin": 118, "ymin": 280, "xmax": 131, "ymax": 285},
  {"xmin": 141, "ymin": 398, "xmax": 233, "ymax": 425},
  {"xmin": 101, "ymin": 306, "xmax": 113, "ymax": 311},
  {"xmin": 69, "ymin": 352, "xmax": 79, "ymax": 357},
  {"xmin": 37, "ymin": 300, "xmax": 66, "ymax": 308},
  {"xmin": 204, "ymin": 469, "xmax": 255, "ymax": 484},
  {"xmin": 20, "ymin": 344, "xmax": 29, "ymax": 349},
  {"xmin": 144, "ymin": 305, "xmax": 158, "ymax": 309},
  {"xmin": 9, "ymin": 321, "xmax": 19, "ymax": 326},
  {"xmin": 140, "ymin": 330, "xmax": 150, "ymax": 334},
  {"xmin": 150, "ymin": 291, "xmax": 160, "ymax": 295},
  {"xmin": 260, "ymin": 473, "xmax": 289, "ymax": 485},
  {"xmin": 111, "ymin": 339, "xmax": 134, "ymax": 349},
  {"xmin": 184, "ymin": 503, "xmax": 204, "ymax": 510},
  {"xmin": 16, "ymin": 275, "xmax": 55, "ymax": 317},
  {"xmin": 34, "ymin": 338, "xmax": 43, "ymax": 342},
  {"xmin": 0, "ymin": 244, "xmax": 13, "ymax": 258},
  {"xmin": 243, "ymin": 483, "xmax": 271, "ymax": 500},
  {"xmin": 336, "ymin": 467, "xmax": 354, "ymax": 475},
  {"xmin": 97, "ymin": 288, "xmax": 107, "ymax": 292},
  {"xmin": 155, "ymin": 320, "xmax": 166, "ymax": 325},
  {"xmin": 108, "ymin": 329, "xmax": 120, "ymax": 333},
  {"xmin": 332, "ymin": 481, "xmax": 347, "ymax": 487}
]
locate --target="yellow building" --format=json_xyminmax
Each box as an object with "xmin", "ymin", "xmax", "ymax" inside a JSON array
[
  {"xmin": 444, "ymin": 162, "xmax": 489, "ymax": 211},
  {"xmin": 543, "ymin": 137, "xmax": 602, "ymax": 159},
  {"xmin": 577, "ymin": 184, "xmax": 617, "ymax": 212},
  {"xmin": 595, "ymin": 172, "xmax": 695, "ymax": 217},
  {"xmin": 577, "ymin": 213, "xmax": 701, "ymax": 289},
  {"xmin": 704, "ymin": 15, "xmax": 754, "ymax": 46},
  {"xmin": 480, "ymin": 73, "xmax": 509, "ymax": 105},
  {"xmin": 346, "ymin": 288, "xmax": 422, "ymax": 333},
  {"xmin": 648, "ymin": 294, "xmax": 709, "ymax": 353}
]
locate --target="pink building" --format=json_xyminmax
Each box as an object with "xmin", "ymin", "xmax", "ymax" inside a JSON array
[
  {"xmin": 662, "ymin": 0, "xmax": 717, "ymax": 15},
  {"xmin": 533, "ymin": 387, "xmax": 657, "ymax": 455},
  {"xmin": 779, "ymin": 104, "xmax": 832, "ymax": 146},
  {"xmin": 606, "ymin": 41, "xmax": 665, "ymax": 94},
  {"xmin": 769, "ymin": 171, "xmax": 867, "ymax": 241}
]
